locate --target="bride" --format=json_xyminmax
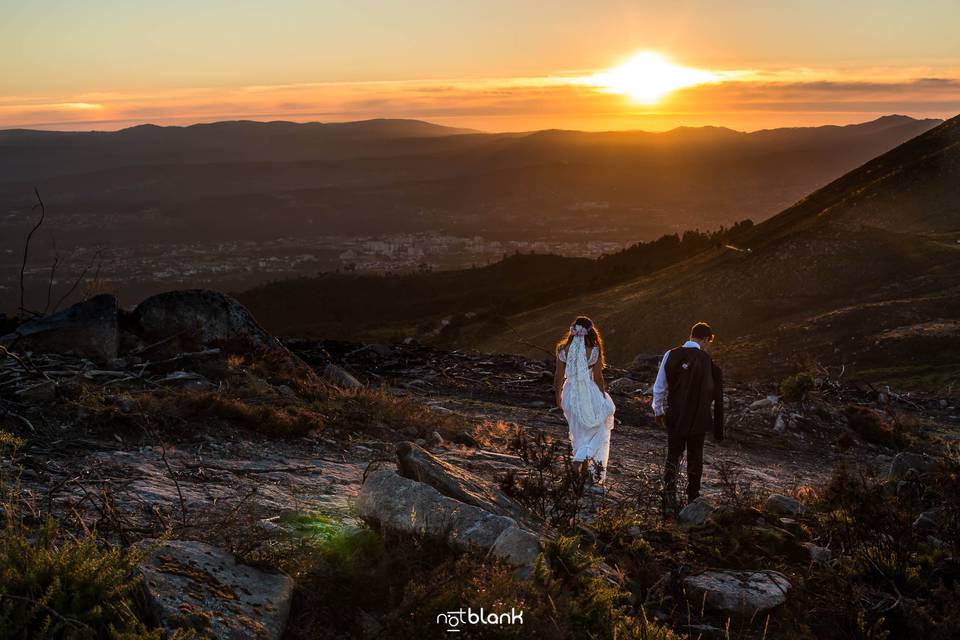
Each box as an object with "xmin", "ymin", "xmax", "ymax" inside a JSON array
[{"xmin": 554, "ymin": 316, "xmax": 616, "ymax": 483}]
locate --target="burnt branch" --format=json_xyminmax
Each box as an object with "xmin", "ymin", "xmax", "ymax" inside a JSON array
[
  {"xmin": 43, "ymin": 243, "xmax": 61, "ymax": 315},
  {"xmin": 52, "ymin": 247, "xmax": 106, "ymax": 313},
  {"xmin": 18, "ymin": 188, "xmax": 46, "ymax": 318}
]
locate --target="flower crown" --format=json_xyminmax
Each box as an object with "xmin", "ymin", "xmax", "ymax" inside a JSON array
[{"xmin": 570, "ymin": 324, "xmax": 590, "ymax": 337}]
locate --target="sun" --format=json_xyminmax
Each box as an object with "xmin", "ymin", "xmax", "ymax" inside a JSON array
[{"xmin": 584, "ymin": 51, "xmax": 721, "ymax": 104}]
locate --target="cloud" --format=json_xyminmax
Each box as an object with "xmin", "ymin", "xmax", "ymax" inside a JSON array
[{"xmin": 1, "ymin": 68, "xmax": 958, "ymax": 132}]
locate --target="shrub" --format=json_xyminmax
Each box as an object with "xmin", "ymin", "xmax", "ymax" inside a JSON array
[
  {"xmin": 586, "ymin": 508, "xmax": 662, "ymax": 601},
  {"xmin": 498, "ymin": 431, "xmax": 595, "ymax": 530},
  {"xmin": 932, "ymin": 445, "xmax": 960, "ymax": 552},
  {"xmin": 813, "ymin": 463, "xmax": 960, "ymax": 639},
  {"xmin": 780, "ymin": 372, "xmax": 815, "ymax": 402},
  {"xmin": 0, "ymin": 515, "xmax": 189, "ymax": 639},
  {"xmin": 844, "ymin": 405, "xmax": 909, "ymax": 447},
  {"xmin": 715, "ymin": 459, "xmax": 761, "ymax": 510},
  {"xmin": 536, "ymin": 536, "xmax": 679, "ymax": 640},
  {"xmin": 265, "ymin": 522, "xmax": 679, "ymax": 640},
  {"xmin": 0, "ymin": 431, "xmax": 25, "ymax": 454}
]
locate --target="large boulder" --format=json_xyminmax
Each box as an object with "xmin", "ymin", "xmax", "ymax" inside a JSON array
[
  {"xmin": 763, "ymin": 494, "xmax": 805, "ymax": 517},
  {"xmin": 0, "ymin": 294, "xmax": 118, "ymax": 361},
  {"xmin": 888, "ymin": 452, "xmax": 937, "ymax": 481},
  {"xmin": 322, "ymin": 363, "xmax": 362, "ymax": 389},
  {"xmin": 490, "ymin": 524, "xmax": 542, "ymax": 569},
  {"xmin": 139, "ymin": 539, "xmax": 293, "ymax": 640},
  {"xmin": 914, "ymin": 510, "xmax": 941, "ymax": 534},
  {"xmin": 677, "ymin": 497, "xmax": 714, "ymax": 526},
  {"xmin": 130, "ymin": 289, "xmax": 317, "ymax": 381},
  {"xmin": 395, "ymin": 441, "xmax": 539, "ymax": 530},
  {"xmin": 608, "ymin": 377, "xmax": 639, "ymax": 393},
  {"xmin": 683, "ymin": 570, "xmax": 791, "ymax": 618},
  {"xmin": 132, "ymin": 289, "xmax": 282, "ymax": 352},
  {"xmin": 802, "ymin": 542, "xmax": 833, "ymax": 565},
  {"xmin": 358, "ymin": 468, "xmax": 540, "ymax": 572}
]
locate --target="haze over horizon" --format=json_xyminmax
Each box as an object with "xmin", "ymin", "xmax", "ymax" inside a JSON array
[{"xmin": 3, "ymin": 0, "xmax": 959, "ymax": 132}]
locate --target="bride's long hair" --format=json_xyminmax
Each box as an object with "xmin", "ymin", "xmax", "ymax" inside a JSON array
[{"xmin": 556, "ymin": 316, "xmax": 606, "ymax": 368}]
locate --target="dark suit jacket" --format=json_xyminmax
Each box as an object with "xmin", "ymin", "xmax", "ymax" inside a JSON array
[{"xmin": 664, "ymin": 346, "xmax": 724, "ymax": 440}]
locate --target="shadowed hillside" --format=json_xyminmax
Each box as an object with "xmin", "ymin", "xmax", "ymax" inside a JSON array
[
  {"xmin": 237, "ymin": 223, "xmax": 754, "ymax": 341},
  {"xmin": 456, "ymin": 114, "xmax": 960, "ymax": 385}
]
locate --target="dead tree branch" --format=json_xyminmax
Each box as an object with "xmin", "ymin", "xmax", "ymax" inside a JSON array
[
  {"xmin": 0, "ymin": 345, "xmax": 49, "ymax": 380},
  {"xmin": 495, "ymin": 314, "xmax": 556, "ymax": 359},
  {"xmin": 52, "ymin": 247, "xmax": 105, "ymax": 313},
  {"xmin": 18, "ymin": 188, "xmax": 46, "ymax": 318},
  {"xmin": 139, "ymin": 412, "xmax": 188, "ymax": 530},
  {"xmin": 43, "ymin": 239, "xmax": 61, "ymax": 315}
]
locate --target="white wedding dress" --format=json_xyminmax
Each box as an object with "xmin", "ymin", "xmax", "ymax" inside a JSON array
[{"xmin": 558, "ymin": 336, "xmax": 616, "ymax": 481}]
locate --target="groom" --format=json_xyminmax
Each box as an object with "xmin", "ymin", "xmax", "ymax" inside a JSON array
[{"xmin": 652, "ymin": 322, "xmax": 724, "ymax": 516}]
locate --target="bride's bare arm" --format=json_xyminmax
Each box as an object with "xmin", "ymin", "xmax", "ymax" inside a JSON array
[{"xmin": 554, "ymin": 358, "xmax": 565, "ymax": 406}]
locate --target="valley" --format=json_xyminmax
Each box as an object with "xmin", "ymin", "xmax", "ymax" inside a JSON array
[{"xmin": 1, "ymin": 115, "xmax": 940, "ymax": 313}]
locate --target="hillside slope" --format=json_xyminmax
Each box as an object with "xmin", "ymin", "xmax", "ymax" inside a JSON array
[
  {"xmin": 237, "ymin": 224, "xmax": 752, "ymax": 340},
  {"xmin": 461, "ymin": 115, "xmax": 960, "ymax": 385}
]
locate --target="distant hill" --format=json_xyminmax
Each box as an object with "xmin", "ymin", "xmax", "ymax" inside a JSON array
[
  {"xmin": 0, "ymin": 115, "xmax": 940, "ymax": 241},
  {"xmin": 0, "ymin": 115, "xmax": 945, "ymax": 314},
  {"xmin": 458, "ymin": 114, "xmax": 960, "ymax": 386}
]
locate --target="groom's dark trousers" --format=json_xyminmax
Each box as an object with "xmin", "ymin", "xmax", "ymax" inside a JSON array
[
  {"xmin": 664, "ymin": 431, "xmax": 706, "ymax": 504},
  {"xmin": 660, "ymin": 346, "xmax": 724, "ymax": 512}
]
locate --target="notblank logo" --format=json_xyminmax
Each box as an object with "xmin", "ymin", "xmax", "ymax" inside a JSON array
[{"xmin": 436, "ymin": 607, "xmax": 524, "ymax": 633}]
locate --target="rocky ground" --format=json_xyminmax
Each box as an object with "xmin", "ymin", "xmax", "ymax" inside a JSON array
[
  {"xmin": 291, "ymin": 338, "xmax": 960, "ymax": 504},
  {"xmin": 7, "ymin": 337, "xmax": 958, "ymax": 538},
  {"xmin": 2, "ymin": 291, "xmax": 959, "ymax": 639}
]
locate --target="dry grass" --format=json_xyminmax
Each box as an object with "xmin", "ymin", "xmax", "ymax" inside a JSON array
[
  {"xmin": 323, "ymin": 387, "xmax": 470, "ymax": 441},
  {"xmin": 59, "ymin": 349, "xmax": 470, "ymax": 441},
  {"xmin": 116, "ymin": 385, "xmax": 470, "ymax": 441},
  {"xmin": 843, "ymin": 405, "xmax": 913, "ymax": 448},
  {"xmin": 141, "ymin": 391, "xmax": 326, "ymax": 437},
  {"xmin": 472, "ymin": 419, "xmax": 523, "ymax": 452}
]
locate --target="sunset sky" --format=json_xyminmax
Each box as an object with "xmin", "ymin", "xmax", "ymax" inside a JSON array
[{"xmin": 3, "ymin": 0, "xmax": 959, "ymax": 132}]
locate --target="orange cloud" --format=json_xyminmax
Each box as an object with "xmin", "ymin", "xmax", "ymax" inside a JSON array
[{"xmin": 1, "ymin": 66, "xmax": 958, "ymax": 133}]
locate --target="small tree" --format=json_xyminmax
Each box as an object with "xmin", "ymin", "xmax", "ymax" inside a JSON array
[{"xmin": 780, "ymin": 372, "xmax": 815, "ymax": 402}]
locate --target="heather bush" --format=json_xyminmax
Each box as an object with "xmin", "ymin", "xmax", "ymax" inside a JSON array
[
  {"xmin": 0, "ymin": 515, "xmax": 198, "ymax": 639},
  {"xmin": 780, "ymin": 372, "xmax": 815, "ymax": 402}
]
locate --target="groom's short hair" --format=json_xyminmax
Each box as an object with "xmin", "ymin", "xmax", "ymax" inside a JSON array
[{"xmin": 690, "ymin": 322, "xmax": 714, "ymax": 342}]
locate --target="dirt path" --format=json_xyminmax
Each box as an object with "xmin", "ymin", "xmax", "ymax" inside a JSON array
[{"xmin": 298, "ymin": 340, "xmax": 932, "ymax": 505}]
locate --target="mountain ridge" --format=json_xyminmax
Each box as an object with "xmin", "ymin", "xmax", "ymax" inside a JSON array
[{"xmin": 2, "ymin": 113, "xmax": 938, "ymax": 138}]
